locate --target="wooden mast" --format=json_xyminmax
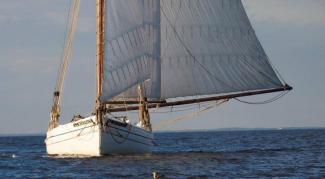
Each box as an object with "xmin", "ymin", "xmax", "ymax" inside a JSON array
[
  {"xmin": 138, "ymin": 84, "xmax": 152, "ymax": 131},
  {"xmin": 96, "ymin": 0, "xmax": 105, "ymax": 123}
]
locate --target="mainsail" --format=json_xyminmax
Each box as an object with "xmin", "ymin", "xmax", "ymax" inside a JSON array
[{"xmin": 102, "ymin": 0, "xmax": 288, "ymax": 104}]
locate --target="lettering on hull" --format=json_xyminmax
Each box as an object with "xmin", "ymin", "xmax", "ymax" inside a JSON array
[{"xmin": 73, "ymin": 119, "xmax": 93, "ymax": 127}]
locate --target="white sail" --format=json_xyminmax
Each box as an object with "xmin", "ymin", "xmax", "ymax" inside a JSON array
[
  {"xmin": 102, "ymin": 0, "xmax": 284, "ymax": 102},
  {"xmin": 159, "ymin": 0, "xmax": 283, "ymax": 99},
  {"xmin": 102, "ymin": 0, "xmax": 160, "ymax": 100}
]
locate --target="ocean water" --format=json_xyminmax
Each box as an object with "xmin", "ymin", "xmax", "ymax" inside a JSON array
[{"xmin": 0, "ymin": 129, "xmax": 324, "ymax": 178}]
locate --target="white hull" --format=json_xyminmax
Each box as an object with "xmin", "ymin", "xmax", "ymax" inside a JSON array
[{"xmin": 45, "ymin": 116, "xmax": 154, "ymax": 156}]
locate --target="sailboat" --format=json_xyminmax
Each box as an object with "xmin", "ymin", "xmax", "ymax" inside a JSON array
[{"xmin": 45, "ymin": 0, "xmax": 292, "ymax": 156}]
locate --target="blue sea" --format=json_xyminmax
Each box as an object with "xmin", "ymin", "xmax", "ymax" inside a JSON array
[{"xmin": 0, "ymin": 129, "xmax": 324, "ymax": 178}]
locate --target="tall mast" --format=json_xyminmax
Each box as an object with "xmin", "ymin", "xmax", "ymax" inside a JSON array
[{"xmin": 96, "ymin": 0, "xmax": 105, "ymax": 121}]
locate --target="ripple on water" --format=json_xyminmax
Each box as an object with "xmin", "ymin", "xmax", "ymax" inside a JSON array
[{"xmin": 0, "ymin": 129, "xmax": 324, "ymax": 178}]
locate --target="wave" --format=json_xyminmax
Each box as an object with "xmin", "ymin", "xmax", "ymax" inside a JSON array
[
  {"xmin": 44, "ymin": 154, "xmax": 100, "ymax": 159},
  {"xmin": 0, "ymin": 153, "xmax": 19, "ymax": 159},
  {"xmin": 153, "ymin": 147, "xmax": 303, "ymax": 154}
]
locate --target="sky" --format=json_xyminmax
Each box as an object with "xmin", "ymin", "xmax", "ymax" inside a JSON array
[{"xmin": 0, "ymin": 0, "xmax": 324, "ymax": 135}]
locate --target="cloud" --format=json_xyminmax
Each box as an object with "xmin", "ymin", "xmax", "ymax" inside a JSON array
[
  {"xmin": 8, "ymin": 57, "xmax": 57, "ymax": 74},
  {"xmin": 45, "ymin": 7, "xmax": 95, "ymax": 33},
  {"xmin": 0, "ymin": 49, "xmax": 58, "ymax": 75},
  {"xmin": 77, "ymin": 16, "xmax": 95, "ymax": 33},
  {"xmin": 243, "ymin": 0, "xmax": 325, "ymax": 26},
  {"xmin": 0, "ymin": 1, "xmax": 97, "ymax": 35},
  {"xmin": 0, "ymin": 2, "xmax": 61, "ymax": 25}
]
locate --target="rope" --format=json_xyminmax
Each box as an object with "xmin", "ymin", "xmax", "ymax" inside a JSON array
[
  {"xmin": 235, "ymin": 90, "xmax": 289, "ymax": 105},
  {"xmin": 153, "ymin": 99, "xmax": 228, "ymax": 130},
  {"xmin": 105, "ymin": 117, "xmax": 133, "ymax": 144},
  {"xmin": 266, "ymin": 56, "xmax": 287, "ymax": 85},
  {"xmin": 55, "ymin": 0, "xmax": 80, "ymax": 105},
  {"xmin": 150, "ymin": 102, "xmax": 215, "ymax": 114},
  {"xmin": 56, "ymin": 0, "xmax": 72, "ymax": 87},
  {"xmin": 126, "ymin": 101, "xmax": 215, "ymax": 114}
]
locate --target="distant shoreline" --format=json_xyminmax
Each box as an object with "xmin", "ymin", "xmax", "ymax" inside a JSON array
[
  {"xmin": 1, "ymin": 127, "xmax": 324, "ymax": 137},
  {"xmin": 155, "ymin": 127, "xmax": 325, "ymax": 133}
]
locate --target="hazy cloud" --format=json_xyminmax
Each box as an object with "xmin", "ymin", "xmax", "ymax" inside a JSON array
[
  {"xmin": 0, "ymin": 0, "xmax": 324, "ymax": 134},
  {"xmin": 4, "ymin": 56, "xmax": 57, "ymax": 74}
]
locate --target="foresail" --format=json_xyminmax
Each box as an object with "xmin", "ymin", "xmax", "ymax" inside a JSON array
[
  {"xmin": 102, "ymin": 0, "xmax": 160, "ymax": 101},
  {"xmin": 102, "ymin": 0, "xmax": 285, "ymax": 102}
]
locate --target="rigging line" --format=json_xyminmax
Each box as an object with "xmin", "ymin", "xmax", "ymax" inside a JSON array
[
  {"xmin": 239, "ymin": 55, "xmax": 281, "ymax": 87},
  {"xmin": 61, "ymin": 0, "xmax": 73, "ymax": 60},
  {"xmin": 234, "ymin": 16, "xmax": 288, "ymax": 86},
  {"xmin": 55, "ymin": 0, "xmax": 72, "ymax": 91},
  {"xmin": 55, "ymin": 0, "xmax": 73, "ymax": 91},
  {"xmin": 52, "ymin": 0, "xmax": 80, "ymax": 108},
  {"xmin": 58, "ymin": 0, "xmax": 80, "ymax": 95},
  {"xmin": 161, "ymin": 0, "xmax": 182, "ymax": 57},
  {"xmin": 161, "ymin": 7, "xmax": 240, "ymax": 92},
  {"xmin": 150, "ymin": 102, "xmax": 215, "ymax": 114},
  {"xmin": 127, "ymin": 100, "xmax": 215, "ymax": 114},
  {"xmin": 153, "ymin": 99, "xmax": 228, "ymax": 130},
  {"xmin": 215, "ymin": 10, "xmax": 282, "ymax": 87},
  {"xmin": 59, "ymin": 1, "xmax": 76, "ymax": 86},
  {"xmin": 230, "ymin": 34, "xmax": 283, "ymax": 86},
  {"xmin": 105, "ymin": 118, "xmax": 133, "ymax": 144},
  {"xmin": 235, "ymin": 90, "xmax": 289, "ymax": 105},
  {"xmin": 159, "ymin": 1, "xmax": 199, "ymax": 95},
  {"xmin": 171, "ymin": 1, "xmax": 207, "ymax": 96},
  {"xmin": 121, "ymin": 93, "xmax": 129, "ymax": 115},
  {"xmin": 223, "ymin": 26, "xmax": 278, "ymax": 86},
  {"xmin": 265, "ymin": 56, "xmax": 287, "ymax": 85},
  {"xmin": 236, "ymin": 90, "xmax": 289, "ymax": 105},
  {"xmin": 242, "ymin": 23, "xmax": 287, "ymax": 85}
]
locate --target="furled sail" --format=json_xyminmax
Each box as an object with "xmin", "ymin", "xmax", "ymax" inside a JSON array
[{"xmin": 102, "ymin": 0, "xmax": 285, "ymax": 102}]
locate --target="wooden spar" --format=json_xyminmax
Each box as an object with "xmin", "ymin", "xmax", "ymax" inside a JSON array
[
  {"xmin": 106, "ymin": 85, "xmax": 292, "ymax": 113},
  {"xmin": 96, "ymin": 0, "xmax": 105, "ymax": 125},
  {"xmin": 138, "ymin": 84, "xmax": 152, "ymax": 131},
  {"xmin": 96, "ymin": 0, "xmax": 104, "ymax": 107},
  {"xmin": 105, "ymin": 100, "xmax": 166, "ymax": 105}
]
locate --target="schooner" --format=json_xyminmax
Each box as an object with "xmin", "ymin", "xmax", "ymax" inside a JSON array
[{"xmin": 45, "ymin": 0, "xmax": 292, "ymax": 156}]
